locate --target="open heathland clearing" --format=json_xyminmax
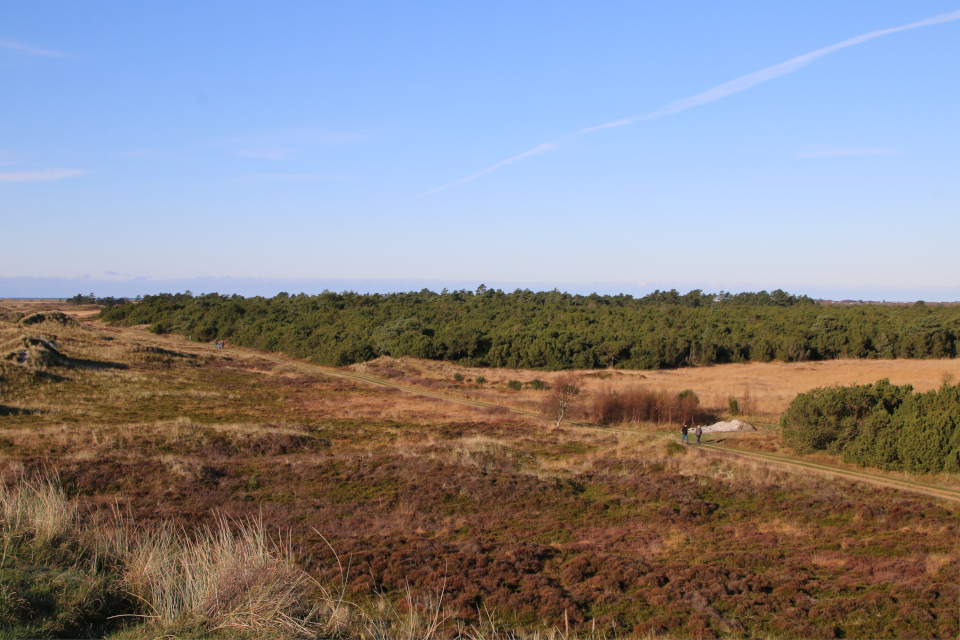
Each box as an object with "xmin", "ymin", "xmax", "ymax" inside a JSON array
[
  {"xmin": 350, "ymin": 353, "xmax": 960, "ymax": 419},
  {"xmin": 0, "ymin": 300, "xmax": 958, "ymax": 639}
]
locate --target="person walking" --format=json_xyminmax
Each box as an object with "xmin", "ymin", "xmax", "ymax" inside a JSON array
[
  {"xmin": 681, "ymin": 423, "xmax": 689, "ymax": 445},
  {"xmin": 695, "ymin": 424, "xmax": 702, "ymax": 444}
]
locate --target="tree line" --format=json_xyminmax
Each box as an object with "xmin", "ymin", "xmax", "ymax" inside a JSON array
[
  {"xmin": 781, "ymin": 379, "xmax": 960, "ymax": 473},
  {"xmin": 67, "ymin": 293, "xmax": 135, "ymax": 306},
  {"xmin": 97, "ymin": 288, "xmax": 960, "ymax": 370}
]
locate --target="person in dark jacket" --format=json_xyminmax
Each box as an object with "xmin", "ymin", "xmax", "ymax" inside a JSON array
[{"xmin": 681, "ymin": 423, "xmax": 689, "ymax": 445}]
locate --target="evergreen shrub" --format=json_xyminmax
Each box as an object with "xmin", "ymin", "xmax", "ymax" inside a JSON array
[{"xmin": 781, "ymin": 379, "xmax": 960, "ymax": 473}]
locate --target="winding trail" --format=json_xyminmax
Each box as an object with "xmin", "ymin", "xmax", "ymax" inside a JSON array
[
  {"xmin": 137, "ymin": 329, "xmax": 960, "ymax": 505},
  {"xmin": 695, "ymin": 442, "xmax": 960, "ymax": 504}
]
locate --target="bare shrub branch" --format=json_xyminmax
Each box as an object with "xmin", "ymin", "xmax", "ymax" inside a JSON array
[{"xmin": 542, "ymin": 372, "xmax": 585, "ymax": 427}]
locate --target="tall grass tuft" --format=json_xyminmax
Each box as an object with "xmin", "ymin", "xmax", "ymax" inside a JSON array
[
  {"xmin": 0, "ymin": 475, "xmax": 351, "ymax": 638},
  {"xmin": 0, "ymin": 473, "xmax": 73, "ymax": 545},
  {"xmin": 361, "ymin": 582, "xmax": 451, "ymax": 640},
  {"xmin": 125, "ymin": 516, "xmax": 337, "ymax": 636},
  {"xmin": 0, "ymin": 474, "xmax": 130, "ymax": 638}
]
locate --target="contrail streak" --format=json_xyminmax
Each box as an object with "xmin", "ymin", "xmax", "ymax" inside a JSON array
[
  {"xmin": 419, "ymin": 143, "xmax": 559, "ymax": 196},
  {"xmin": 0, "ymin": 169, "xmax": 86, "ymax": 183},
  {"xmin": 421, "ymin": 9, "xmax": 960, "ymax": 196},
  {"xmin": 0, "ymin": 38, "xmax": 70, "ymax": 58}
]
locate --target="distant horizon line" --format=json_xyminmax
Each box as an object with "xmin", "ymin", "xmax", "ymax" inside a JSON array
[
  {"xmin": 6, "ymin": 296, "xmax": 959, "ymax": 305},
  {"xmin": 2, "ymin": 275, "xmax": 958, "ymax": 305}
]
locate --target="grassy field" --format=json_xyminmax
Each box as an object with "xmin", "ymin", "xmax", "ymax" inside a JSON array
[
  {"xmin": 1, "ymin": 301, "xmax": 958, "ymax": 638},
  {"xmin": 351, "ymin": 352, "xmax": 960, "ymax": 419}
]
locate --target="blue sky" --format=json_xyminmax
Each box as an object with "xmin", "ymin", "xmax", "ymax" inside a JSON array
[{"xmin": 2, "ymin": 2, "xmax": 958, "ymax": 300}]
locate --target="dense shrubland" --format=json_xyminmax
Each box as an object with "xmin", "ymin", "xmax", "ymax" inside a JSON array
[
  {"xmin": 98, "ymin": 289, "xmax": 959, "ymax": 369},
  {"xmin": 782, "ymin": 379, "xmax": 960, "ymax": 472},
  {"xmin": 3, "ymin": 309, "xmax": 959, "ymax": 638}
]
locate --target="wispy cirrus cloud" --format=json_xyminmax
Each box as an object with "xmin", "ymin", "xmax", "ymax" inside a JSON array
[
  {"xmin": 232, "ymin": 173, "xmax": 353, "ymax": 182},
  {"xmin": 0, "ymin": 152, "xmax": 19, "ymax": 167},
  {"xmin": 111, "ymin": 149, "xmax": 160, "ymax": 160},
  {"xmin": 422, "ymin": 8, "xmax": 960, "ymax": 195},
  {"xmin": 0, "ymin": 168, "xmax": 87, "ymax": 183},
  {"xmin": 234, "ymin": 148, "xmax": 296, "ymax": 160},
  {"xmin": 796, "ymin": 147, "xmax": 899, "ymax": 158},
  {"xmin": 0, "ymin": 38, "xmax": 70, "ymax": 58},
  {"xmin": 207, "ymin": 127, "xmax": 368, "ymax": 161}
]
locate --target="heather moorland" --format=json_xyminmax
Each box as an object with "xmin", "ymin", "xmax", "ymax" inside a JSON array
[{"xmin": 0, "ymin": 300, "xmax": 957, "ymax": 639}]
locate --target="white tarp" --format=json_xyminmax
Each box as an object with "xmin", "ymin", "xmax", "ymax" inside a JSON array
[{"xmin": 699, "ymin": 419, "xmax": 757, "ymax": 434}]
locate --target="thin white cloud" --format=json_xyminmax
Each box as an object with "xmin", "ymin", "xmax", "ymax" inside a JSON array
[
  {"xmin": 233, "ymin": 173, "xmax": 352, "ymax": 182},
  {"xmin": 797, "ymin": 147, "xmax": 899, "ymax": 158},
  {"xmin": 234, "ymin": 148, "xmax": 296, "ymax": 160},
  {"xmin": 419, "ymin": 143, "xmax": 558, "ymax": 196},
  {"xmin": 0, "ymin": 38, "xmax": 70, "ymax": 58},
  {"xmin": 0, "ymin": 169, "xmax": 86, "ymax": 183},
  {"xmin": 208, "ymin": 127, "xmax": 368, "ymax": 161},
  {"xmin": 423, "ymin": 8, "xmax": 960, "ymax": 195},
  {"xmin": 112, "ymin": 150, "xmax": 159, "ymax": 160}
]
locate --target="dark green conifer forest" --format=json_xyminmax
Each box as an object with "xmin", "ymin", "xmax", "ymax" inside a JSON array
[{"xmin": 97, "ymin": 288, "xmax": 960, "ymax": 370}]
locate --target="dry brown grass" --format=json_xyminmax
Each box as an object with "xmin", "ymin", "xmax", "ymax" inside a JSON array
[
  {"xmin": 605, "ymin": 358, "xmax": 960, "ymax": 416},
  {"xmin": 355, "ymin": 355, "xmax": 960, "ymax": 420},
  {"xmin": 924, "ymin": 552, "xmax": 953, "ymax": 576},
  {"xmin": 0, "ymin": 298, "xmax": 102, "ymax": 322},
  {"xmin": 0, "ymin": 314, "xmax": 522, "ymax": 431},
  {"xmin": 0, "ymin": 472, "xmax": 74, "ymax": 545},
  {"xmin": 124, "ymin": 515, "xmax": 338, "ymax": 636}
]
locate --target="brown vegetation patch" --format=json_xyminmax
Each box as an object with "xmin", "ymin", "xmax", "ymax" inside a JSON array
[
  {"xmin": 367, "ymin": 355, "xmax": 960, "ymax": 422},
  {"xmin": 18, "ymin": 310, "xmax": 77, "ymax": 327},
  {"xmin": 0, "ymin": 313, "xmax": 958, "ymax": 638}
]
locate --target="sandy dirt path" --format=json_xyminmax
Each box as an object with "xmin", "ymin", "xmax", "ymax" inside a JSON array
[{"xmin": 696, "ymin": 441, "xmax": 960, "ymax": 503}]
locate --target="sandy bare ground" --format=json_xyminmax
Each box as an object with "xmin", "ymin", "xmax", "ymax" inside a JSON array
[{"xmin": 697, "ymin": 442, "xmax": 960, "ymax": 504}]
